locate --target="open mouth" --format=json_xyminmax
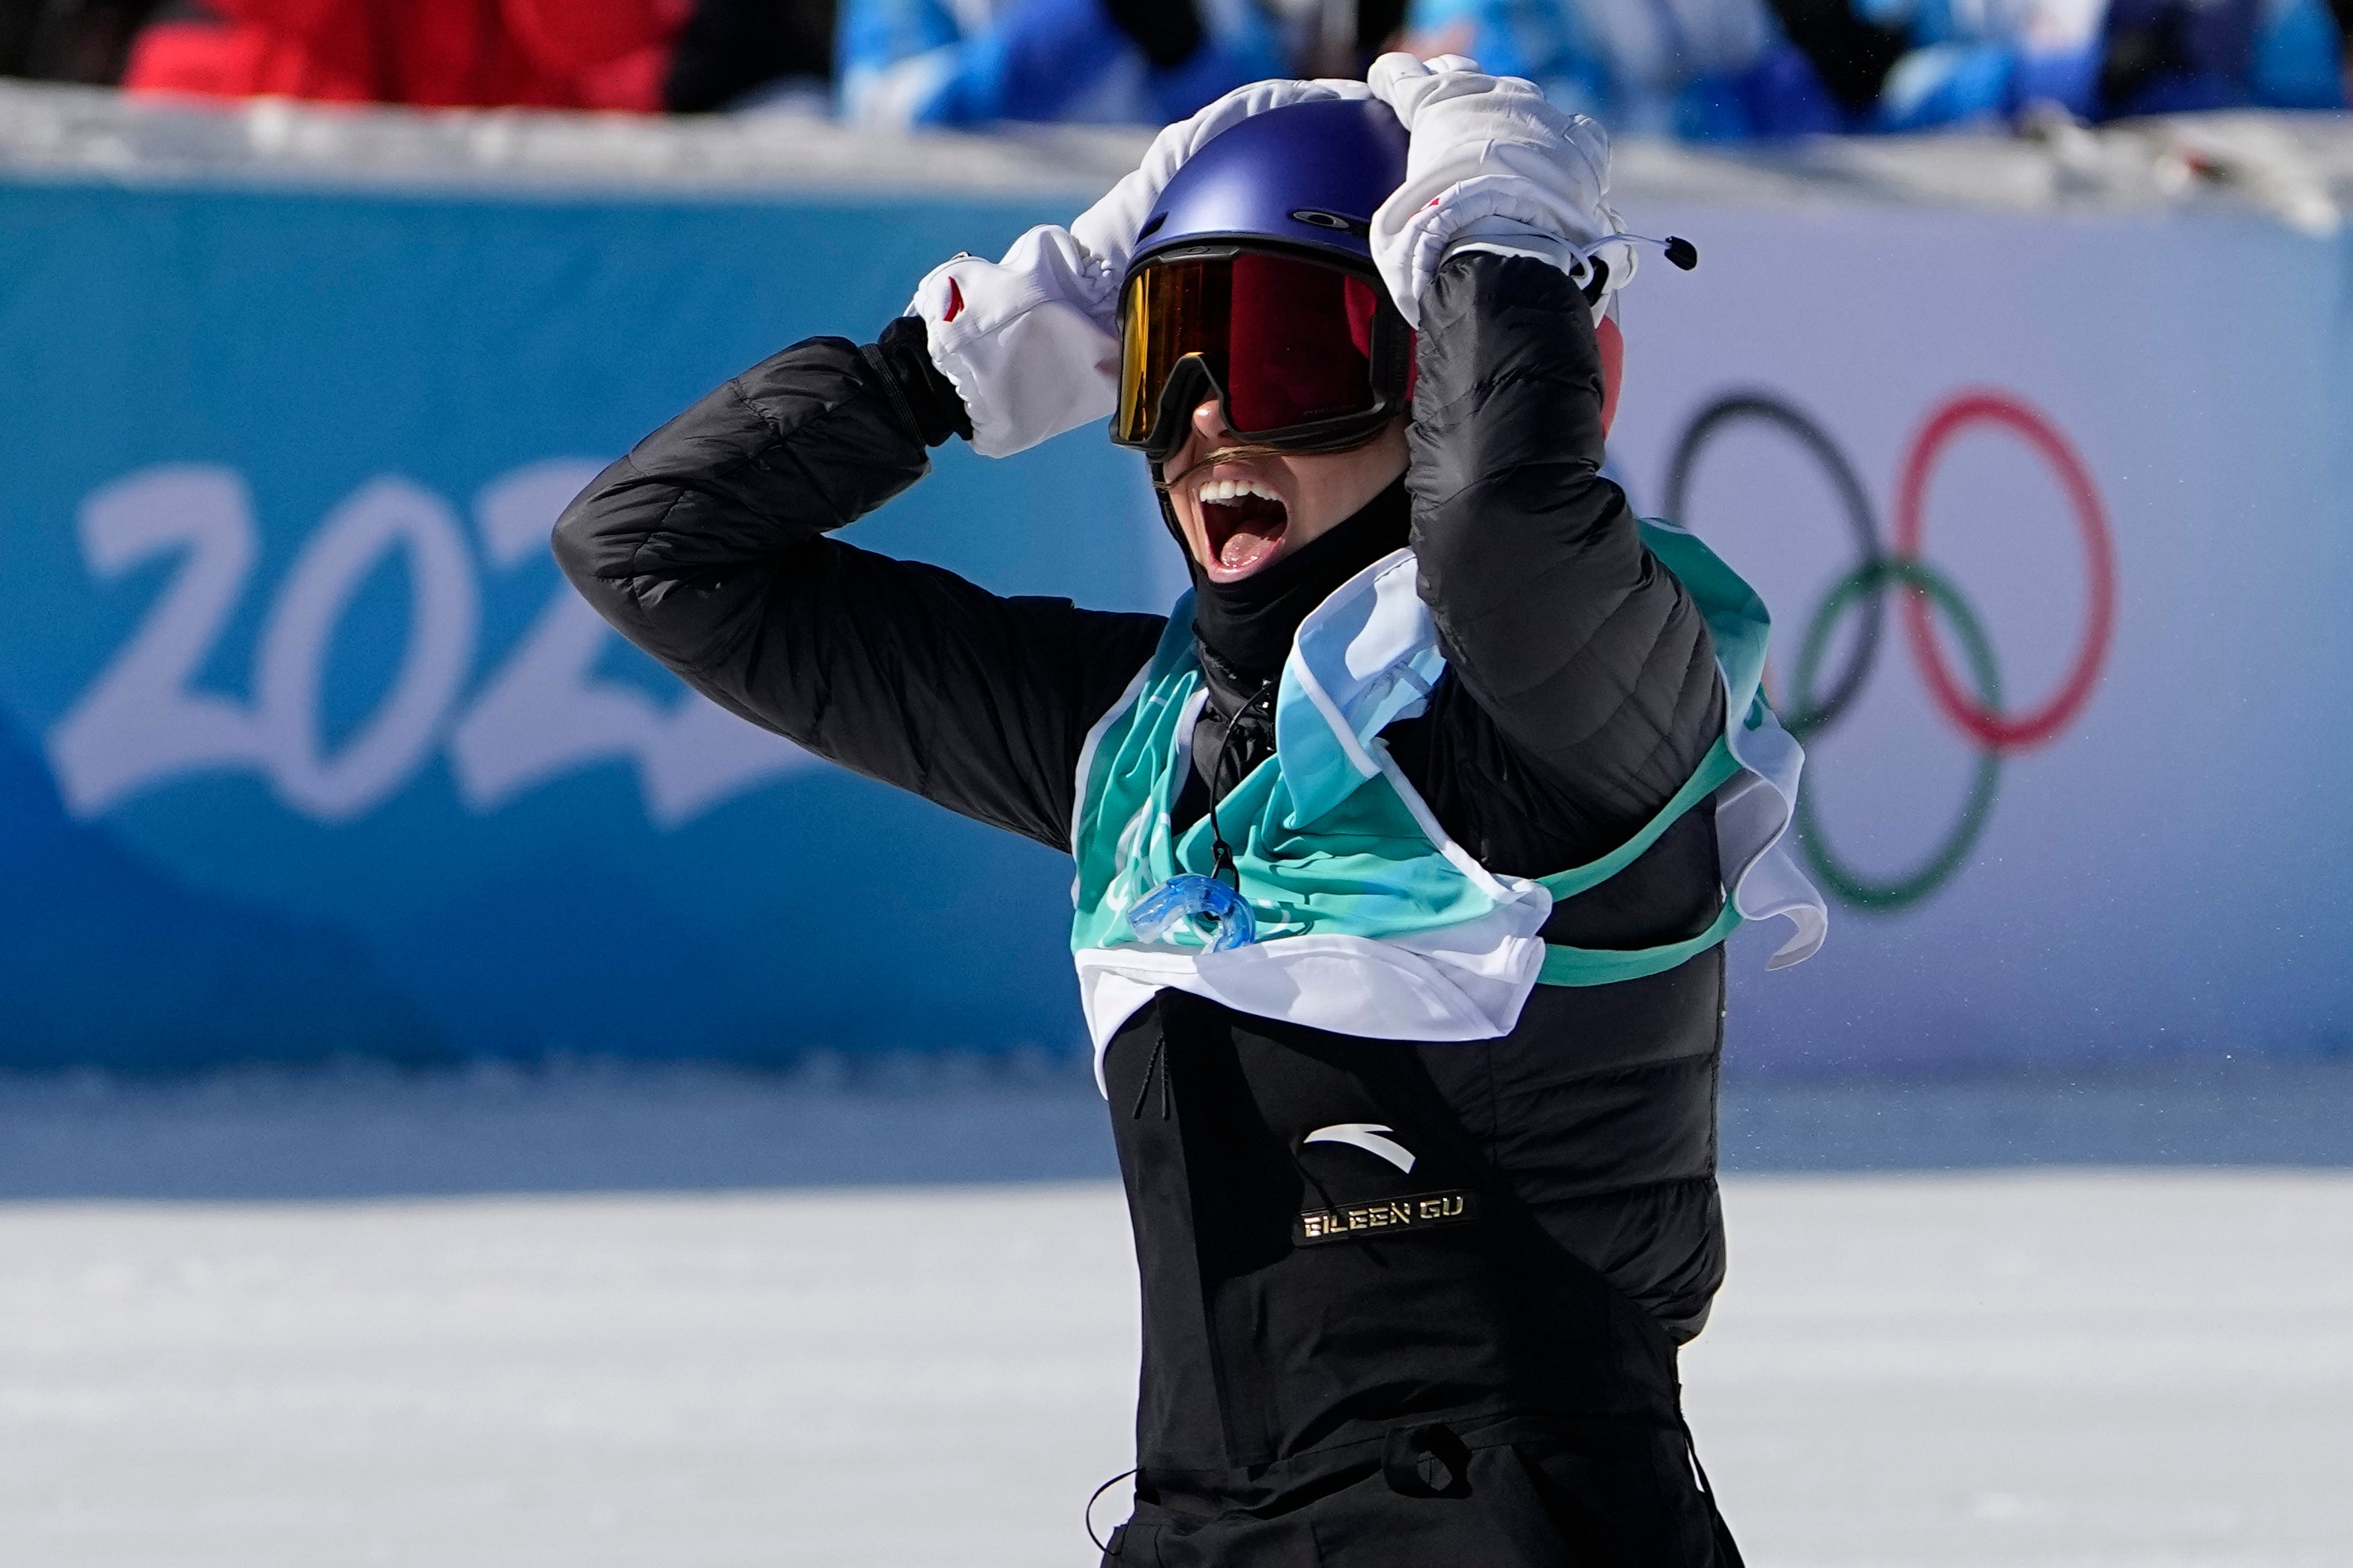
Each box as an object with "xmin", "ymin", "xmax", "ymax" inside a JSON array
[{"xmin": 1196, "ymin": 476, "xmax": 1290, "ymax": 574}]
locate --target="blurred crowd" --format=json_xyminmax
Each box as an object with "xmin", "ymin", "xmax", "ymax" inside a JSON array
[{"xmin": 1, "ymin": 0, "xmax": 2346, "ymax": 136}]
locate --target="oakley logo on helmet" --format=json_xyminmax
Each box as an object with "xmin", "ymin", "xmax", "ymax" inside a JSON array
[
  {"xmin": 1304, "ymin": 1123, "xmax": 1417, "ymax": 1173},
  {"xmin": 1290, "ymin": 209, "xmax": 1369, "ymax": 237}
]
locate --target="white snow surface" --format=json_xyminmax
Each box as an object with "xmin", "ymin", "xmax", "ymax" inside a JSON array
[{"xmin": 2, "ymin": 1172, "xmax": 2347, "ymax": 1567}]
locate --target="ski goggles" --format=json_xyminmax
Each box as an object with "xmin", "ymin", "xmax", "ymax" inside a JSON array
[{"xmin": 1112, "ymin": 246, "xmax": 1414, "ymax": 464}]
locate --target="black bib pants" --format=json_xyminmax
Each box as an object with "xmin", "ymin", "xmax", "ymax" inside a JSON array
[{"xmin": 1097, "ymin": 990, "xmax": 1744, "ymax": 1567}]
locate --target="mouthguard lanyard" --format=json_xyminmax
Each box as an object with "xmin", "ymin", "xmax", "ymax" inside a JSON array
[{"xmin": 1203, "ymin": 678, "xmax": 1275, "ymax": 892}]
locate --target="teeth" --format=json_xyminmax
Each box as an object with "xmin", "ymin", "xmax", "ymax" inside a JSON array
[{"xmin": 1198, "ymin": 477, "xmax": 1281, "ymax": 506}]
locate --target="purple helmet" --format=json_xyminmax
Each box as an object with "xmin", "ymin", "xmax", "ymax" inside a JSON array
[
  {"xmin": 1112, "ymin": 98, "xmax": 1416, "ymax": 463},
  {"xmin": 1129, "ymin": 97, "xmax": 1411, "ymax": 276}
]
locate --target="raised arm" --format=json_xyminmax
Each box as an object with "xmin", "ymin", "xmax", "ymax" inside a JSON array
[
  {"xmin": 551, "ymin": 321, "xmax": 1162, "ymax": 850},
  {"xmin": 1407, "ymin": 251, "xmax": 1723, "ymax": 834},
  {"xmin": 556, "ymin": 81, "xmax": 1386, "ymax": 848}
]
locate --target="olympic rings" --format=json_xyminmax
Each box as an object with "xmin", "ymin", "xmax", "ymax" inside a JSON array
[
  {"xmin": 1665, "ymin": 387, "xmax": 2115, "ymax": 909},
  {"xmin": 1792, "ymin": 560, "xmax": 2002, "ymax": 911},
  {"xmin": 1666, "ymin": 393, "xmax": 1883, "ymax": 736},
  {"xmin": 1894, "ymin": 391, "xmax": 2117, "ymax": 751}
]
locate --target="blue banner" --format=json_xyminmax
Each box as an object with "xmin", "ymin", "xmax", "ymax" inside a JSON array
[
  {"xmin": 0, "ymin": 180, "xmax": 1181, "ymax": 1069},
  {"xmin": 3, "ymin": 166, "xmax": 2349, "ymax": 1074}
]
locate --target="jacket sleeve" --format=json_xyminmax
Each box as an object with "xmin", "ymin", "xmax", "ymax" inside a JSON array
[
  {"xmin": 1406, "ymin": 252, "xmax": 1724, "ymax": 847},
  {"xmin": 550, "ymin": 328, "xmax": 1166, "ymax": 851}
]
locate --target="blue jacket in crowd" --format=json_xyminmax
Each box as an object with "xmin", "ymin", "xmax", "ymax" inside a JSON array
[
  {"xmin": 1406, "ymin": 0, "xmax": 2349, "ymax": 134},
  {"xmin": 1871, "ymin": 0, "xmax": 2348, "ymax": 128},
  {"xmin": 839, "ymin": 0, "xmax": 1290, "ymax": 127},
  {"xmin": 1404, "ymin": 0, "xmax": 1849, "ymax": 137}
]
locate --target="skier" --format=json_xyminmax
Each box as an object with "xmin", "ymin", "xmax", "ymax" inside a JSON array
[{"xmin": 555, "ymin": 54, "xmax": 1823, "ymax": 1567}]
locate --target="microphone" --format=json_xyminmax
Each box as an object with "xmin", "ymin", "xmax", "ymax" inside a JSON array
[{"xmin": 1589, "ymin": 231, "xmax": 1701, "ymax": 271}]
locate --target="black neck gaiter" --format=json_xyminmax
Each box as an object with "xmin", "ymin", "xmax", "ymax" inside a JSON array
[{"xmin": 1186, "ymin": 477, "xmax": 1410, "ymax": 688}]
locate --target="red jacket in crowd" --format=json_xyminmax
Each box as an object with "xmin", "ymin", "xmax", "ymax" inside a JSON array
[{"xmin": 122, "ymin": 0, "xmax": 692, "ymax": 112}]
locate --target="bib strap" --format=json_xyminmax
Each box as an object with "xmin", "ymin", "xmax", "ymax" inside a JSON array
[
  {"xmin": 1535, "ymin": 737, "xmax": 1739, "ymax": 903},
  {"xmin": 1532, "ymin": 737, "xmax": 1745, "ymax": 988},
  {"xmin": 1537, "ymin": 901, "xmax": 1742, "ymax": 987}
]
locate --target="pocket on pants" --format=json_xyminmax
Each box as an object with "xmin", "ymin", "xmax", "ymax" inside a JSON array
[
  {"xmin": 1104, "ymin": 1507, "xmax": 1320, "ymax": 1568},
  {"xmin": 1505, "ymin": 1424, "xmax": 1724, "ymax": 1567},
  {"xmin": 1308, "ymin": 1423, "xmax": 1724, "ymax": 1567},
  {"xmin": 1099, "ymin": 1519, "xmax": 1154, "ymax": 1565},
  {"xmin": 1301, "ymin": 1435, "xmax": 1574, "ymax": 1566}
]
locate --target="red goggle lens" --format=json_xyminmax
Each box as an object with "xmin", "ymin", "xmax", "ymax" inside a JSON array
[{"xmin": 1117, "ymin": 252, "xmax": 1394, "ymax": 449}]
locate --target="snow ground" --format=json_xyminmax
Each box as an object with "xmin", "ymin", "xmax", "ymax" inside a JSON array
[
  {"xmin": 6, "ymin": 1175, "xmax": 2348, "ymax": 1568},
  {"xmin": 0, "ymin": 1071, "xmax": 2348, "ymax": 1567}
]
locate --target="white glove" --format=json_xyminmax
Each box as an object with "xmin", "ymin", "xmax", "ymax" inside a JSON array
[
  {"xmin": 908, "ymin": 225, "xmax": 1116, "ymax": 461},
  {"xmin": 911, "ymin": 76, "xmax": 1374, "ymax": 458},
  {"xmin": 1365, "ymin": 52, "xmax": 1632, "ymax": 329}
]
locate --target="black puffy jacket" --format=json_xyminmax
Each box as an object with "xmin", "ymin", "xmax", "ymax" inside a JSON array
[{"xmin": 554, "ymin": 252, "xmax": 1730, "ymax": 1345}]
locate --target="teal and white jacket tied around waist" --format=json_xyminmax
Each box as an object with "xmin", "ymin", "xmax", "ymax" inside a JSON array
[{"xmin": 1069, "ymin": 522, "xmax": 1828, "ymax": 1056}]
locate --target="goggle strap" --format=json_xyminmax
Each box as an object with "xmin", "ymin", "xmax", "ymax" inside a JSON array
[{"xmin": 1155, "ymin": 442, "xmax": 1305, "ymax": 494}]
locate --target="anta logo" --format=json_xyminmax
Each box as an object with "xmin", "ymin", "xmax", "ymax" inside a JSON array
[{"xmin": 1302, "ymin": 1123, "xmax": 1416, "ymax": 1173}]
